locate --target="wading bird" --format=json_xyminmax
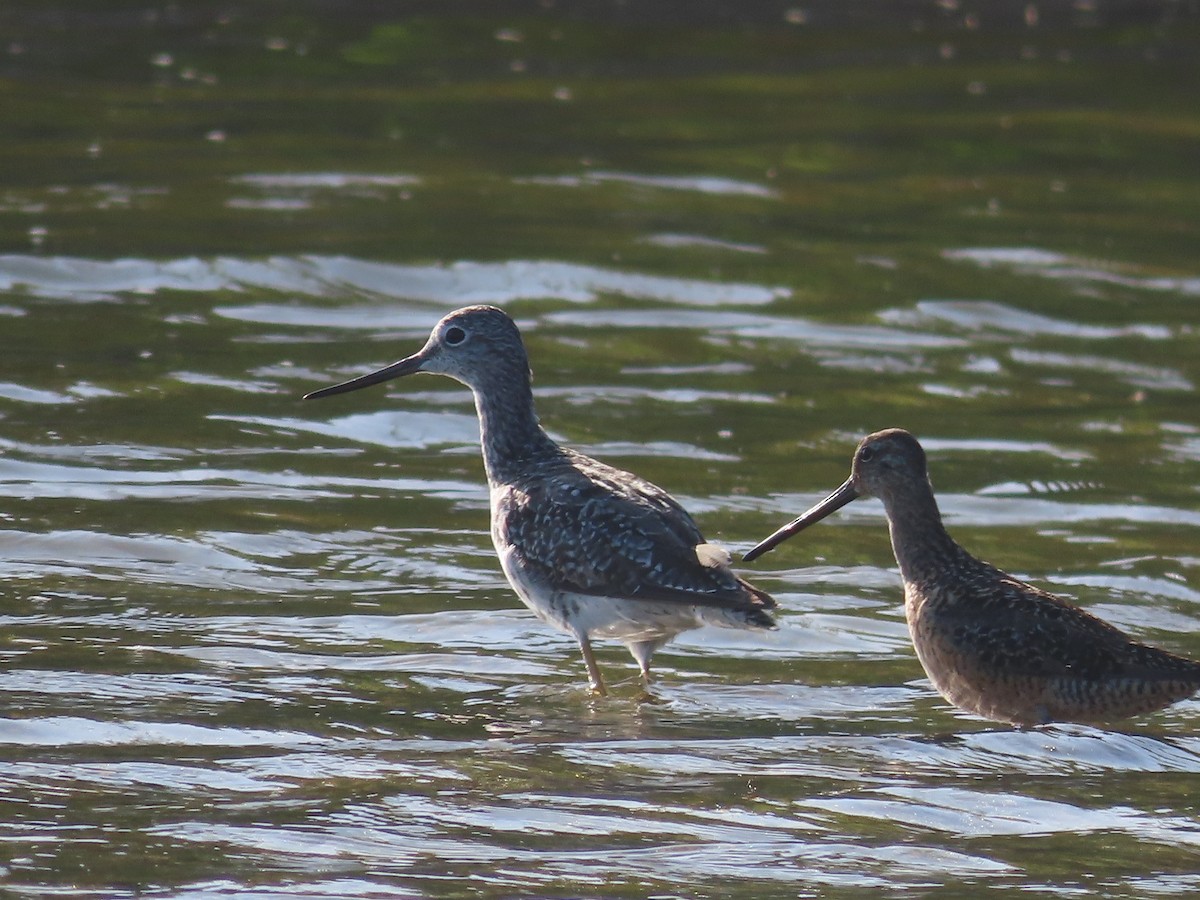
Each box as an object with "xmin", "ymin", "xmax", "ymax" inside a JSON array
[
  {"xmin": 744, "ymin": 428, "xmax": 1200, "ymax": 726},
  {"xmin": 306, "ymin": 305, "xmax": 775, "ymax": 694}
]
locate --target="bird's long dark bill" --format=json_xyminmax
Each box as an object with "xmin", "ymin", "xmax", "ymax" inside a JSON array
[
  {"xmin": 742, "ymin": 477, "xmax": 860, "ymax": 562},
  {"xmin": 303, "ymin": 353, "xmax": 424, "ymax": 400}
]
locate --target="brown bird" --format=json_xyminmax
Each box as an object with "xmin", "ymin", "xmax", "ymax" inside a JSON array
[{"xmin": 743, "ymin": 428, "xmax": 1200, "ymax": 726}]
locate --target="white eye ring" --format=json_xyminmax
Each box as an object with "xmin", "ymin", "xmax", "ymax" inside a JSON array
[{"xmin": 444, "ymin": 325, "xmax": 468, "ymax": 346}]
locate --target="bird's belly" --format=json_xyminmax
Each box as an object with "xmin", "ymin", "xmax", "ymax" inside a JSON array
[
  {"xmin": 549, "ymin": 593, "xmax": 704, "ymax": 644},
  {"xmin": 906, "ymin": 590, "xmax": 1045, "ymax": 725},
  {"xmin": 493, "ymin": 541, "xmax": 702, "ymax": 643},
  {"xmin": 917, "ymin": 645, "xmax": 1200, "ymax": 725},
  {"xmin": 906, "ymin": 591, "xmax": 1200, "ymax": 725},
  {"xmin": 907, "ymin": 622, "xmax": 1006, "ymax": 720}
]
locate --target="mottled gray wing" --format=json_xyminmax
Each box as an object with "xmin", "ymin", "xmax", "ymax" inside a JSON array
[
  {"xmin": 944, "ymin": 574, "xmax": 1198, "ymax": 681},
  {"xmin": 497, "ymin": 458, "xmax": 772, "ymax": 612}
]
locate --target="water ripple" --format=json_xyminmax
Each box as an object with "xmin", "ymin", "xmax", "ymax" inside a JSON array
[
  {"xmin": 0, "ymin": 254, "xmax": 788, "ymax": 307},
  {"xmin": 0, "ymin": 458, "xmax": 481, "ymax": 504},
  {"xmin": 803, "ymin": 783, "xmax": 1200, "ymax": 845},
  {"xmin": 944, "ymin": 247, "xmax": 1200, "ymax": 297},
  {"xmin": 885, "ymin": 299, "xmax": 1171, "ymax": 339},
  {"xmin": 230, "ymin": 172, "xmax": 422, "ymax": 189},
  {"xmin": 0, "ymin": 716, "xmax": 324, "ymax": 748},
  {"xmin": 735, "ymin": 489, "xmax": 1200, "ymax": 530},
  {"xmin": 215, "ymin": 411, "xmax": 482, "ymax": 449},
  {"xmin": 516, "ymin": 170, "xmax": 779, "ymax": 198},
  {"xmin": 544, "ymin": 308, "xmax": 965, "ymax": 349},
  {"xmin": 1009, "ymin": 347, "xmax": 1192, "ymax": 391},
  {"xmin": 640, "ymin": 232, "xmax": 768, "ymax": 254}
]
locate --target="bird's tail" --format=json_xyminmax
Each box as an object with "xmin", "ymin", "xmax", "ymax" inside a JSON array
[{"xmin": 701, "ymin": 578, "xmax": 777, "ymax": 630}]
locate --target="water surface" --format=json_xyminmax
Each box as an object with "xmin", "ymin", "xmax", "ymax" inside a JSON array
[{"xmin": 1, "ymin": 3, "xmax": 1199, "ymax": 897}]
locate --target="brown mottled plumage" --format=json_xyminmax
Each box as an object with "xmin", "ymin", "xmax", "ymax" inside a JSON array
[
  {"xmin": 306, "ymin": 305, "xmax": 775, "ymax": 694},
  {"xmin": 744, "ymin": 428, "xmax": 1200, "ymax": 726}
]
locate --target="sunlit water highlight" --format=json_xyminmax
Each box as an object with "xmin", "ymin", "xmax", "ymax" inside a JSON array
[
  {"xmin": 2, "ymin": 233, "xmax": 1198, "ymax": 895},
  {"xmin": 2, "ymin": 5, "xmax": 1200, "ymax": 897}
]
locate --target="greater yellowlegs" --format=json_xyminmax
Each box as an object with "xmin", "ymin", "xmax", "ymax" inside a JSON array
[
  {"xmin": 744, "ymin": 428, "xmax": 1200, "ymax": 726},
  {"xmin": 306, "ymin": 305, "xmax": 776, "ymax": 694}
]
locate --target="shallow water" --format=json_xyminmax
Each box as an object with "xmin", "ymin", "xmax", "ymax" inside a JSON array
[{"xmin": 1, "ymin": 3, "xmax": 1199, "ymax": 897}]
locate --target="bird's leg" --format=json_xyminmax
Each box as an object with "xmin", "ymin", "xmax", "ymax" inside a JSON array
[
  {"xmin": 627, "ymin": 639, "xmax": 660, "ymax": 684},
  {"xmin": 626, "ymin": 639, "xmax": 667, "ymax": 702},
  {"xmin": 577, "ymin": 633, "xmax": 607, "ymax": 696}
]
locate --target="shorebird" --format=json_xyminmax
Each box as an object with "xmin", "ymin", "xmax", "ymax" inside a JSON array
[
  {"xmin": 743, "ymin": 428, "xmax": 1200, "ymax": 726},
  {"xmin": 305, "ymin": 305, "xmax": 776, "ymax": 694}
]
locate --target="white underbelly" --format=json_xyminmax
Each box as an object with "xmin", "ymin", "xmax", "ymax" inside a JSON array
[{"xmin": 493, "ymin": 539, "xmax": 703, "ymax": 643}]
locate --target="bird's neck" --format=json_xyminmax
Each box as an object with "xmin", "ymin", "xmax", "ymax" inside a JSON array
[
  {"xmin": 471, "ymin": 376, "xmax": 559, "ymax": 485},
  {"xmin": 879, "ymin": 478, "xmax": 970, "ymax": 588}
]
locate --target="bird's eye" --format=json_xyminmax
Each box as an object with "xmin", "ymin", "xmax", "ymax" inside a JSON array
[
  {"xmin": 860, "ymin": 446, "xmax": 875, "ymax": 462},
  {"xmin": 444, "ymin": 326, "xmax": 467, "ymax": 346}
]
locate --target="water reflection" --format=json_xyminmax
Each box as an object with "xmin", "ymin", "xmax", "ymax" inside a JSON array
[
  {"xmin": 1, "ymin": 234, "xmax": 1197, "ymax": 894},
  {"xmin": 0, "ymin": 254, "xmax": 789, "ymax": 308},
  {"xmin": 887, "ymin": 299, "xmax": 1172, "ymax": 339},
  {"xmin": 2, "ymin": 3, "xmax": 1200, "ymax": 896},
  {"xmin": 544, "ymin": 307, "xmax": 965, "ymax": 348},
  {"xmin": 946, "ymin": 248, "xmax": 1200, "ymax": 296},
  {"xmin": 515, "ymin": 170, "xmax": 780, "ymax": 198}
]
